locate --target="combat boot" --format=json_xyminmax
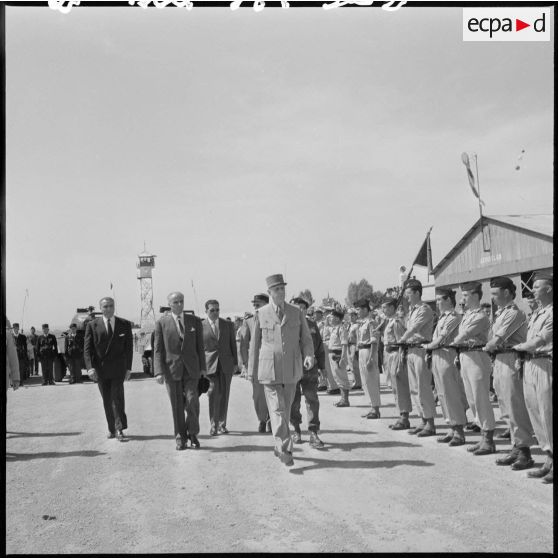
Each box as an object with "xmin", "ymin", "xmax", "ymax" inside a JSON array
[
  {"xmin": 334, "ymin": 389, "xmax": 350, "ymax": 407},
  {"xmin": 309, "ymin": 431, "xmax": 324, "ymax": 449},
  {"xmin": 528, "ymin": 453, "xmax": 553, "ymax": 479},
  {"xmin": 437, "ymin": 428, "xmax": 454, "ymax": 443},
  {"xmin": 473, "ymin": 430, "xmax": 496, "ymax": 456},
  {"xmin": 417, "ymin": 417, "xmax": 436, "ymax": 437},
  {"xmin": 542, "ymin": 463, "xmax": 553, "ymax": 484},
  {"xmin": 449, "ymin": 425, "xmax": 465, "ymax": 447},
  {"xmin": 408, "ymin": 417, "xmax": 427, "ymax": 435},
  {"xmin": 511, "ymin": 446, "xmax": 534, "ymax": 471},
  {"xmin": 390, "ymin": 413, "xmax": 411, "ymax": 430},
  {"xmin": 495, "ymin": 444, "xmax": 520, "ymax": 466},
  {"xmin": 292, "ymin": 426, "xmax": 302, "ymax": 444}
]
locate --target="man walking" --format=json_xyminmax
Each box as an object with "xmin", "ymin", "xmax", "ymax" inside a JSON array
[
  {"xmin": 202, "ymin": 299, "xmax": 239, "ymax": 436},
  {"xmin": 37, "ymin": 324, "xmax": 58, "ymax": 386},
  {"xmin": 290, "ymin": 296, "xmax": 325, "ymax": 448},
  {"xmin": 84, "ymin": 297, "xmax": 133, "ymax": 441},
  {"xmin": 154, "ymin": 291, "xmax": 206, "ymax": 450},
  {"xmin": 247, "ymin": 274, "xmax": 314, "ymax": 467}
]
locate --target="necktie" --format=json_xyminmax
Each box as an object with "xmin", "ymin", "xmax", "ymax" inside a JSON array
[
  {"xmin": 212, "ymin": 321, "xmax": 218, "ymax": 339},
  {"xmin": 178, "ymin": 316, "xmax": 184, "ymax": 339},
  {"xmin": 277, "ymin": 305, "xmax": 284, "ymax": 321},
  {"xmin": 107, "ymin": 319, "xmax": 113, "ymax": 339}
]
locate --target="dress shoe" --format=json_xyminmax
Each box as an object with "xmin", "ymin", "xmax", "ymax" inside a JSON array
[
  {"xmin": 218, "ymin": 425, "xmax": 229, "ymax": 435},
  {"xmin": 258, "ymin": 421, "xmax": 267, "ymax": 433},
  {"xmin": 511, "ymin": 447, "xmax": 534, "ymax": 470},
  {"xmin": 176, "ymin": 437, "xmax": 186, "ymax": 451},
  {"xmin": 49, "ymin": 380, "xmax": 56, "ymax": 385},
  {"xmin": 107, "ymin": 431, "xmax": 116, "ymax": 439},
  {"xmin": 116, "ymin": 430, "xmax": 127, "ymax": 442},
  {"xmin": 292, "ymin": 430, "xmax": 302, "ymax": 444},
  {"xmin": 351, "ymin": 385, "xmax": 362, "ymax": 390},
  {"xmin": 466, "ymin": 422, "xmax": 481, "ymax": 432},
  {"xmin": 437, "ymin": 432, "xmax": 454, "ymax": 443},
  {"xmin": 496, "ymin": 446, "xmax": 520, "ymax": 466},
  {"xmin": 317, "ymin": 385, "xmax": 327, "ymax": 391},
  {"xmin": 327, "ymin": 388, "xmax": 341, "ymax": 395},
  {"xmin": 334, "ymin": 400, "xmax": 350, "ymax": 407},
  {"xmin": 390, "ymin": 417, "xmax": 411, "ymax": 430},
  {"xmin": 542, "ymin": 466, "xmax": 553, "ymax": 484},
  {"xmin": 309, "ymin": 431, "xmax": 324, "ymax": 449},
  {"xmin": 497, "ymin": 428, "xmax": 511, "ymax": 439},
  {"xmin": 209, "ymin": 427, "xmax": 218, "ymax": 436},
  {"xmin": 188, "ymin": 434, "xmax": 200, "ymax": 449}
]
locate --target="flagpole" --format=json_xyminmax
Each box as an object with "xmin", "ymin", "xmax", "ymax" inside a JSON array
[
  {"xmin": 474, "ymin": 154, "xmax": 490, "ymax": 251},
  {"xmin": 191, "ymin": 279, "xmax": 200, "ymax": 316},
  {"xmin": 21, "ymin": 289, "xmax": 29, "ymax": 330}
]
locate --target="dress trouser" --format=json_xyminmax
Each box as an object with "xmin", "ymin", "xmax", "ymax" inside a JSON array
[
  {"xmin": 523, "ymin": 358, "xmax": 553, "ymax": 454},
  {"xmin": 406, "ymin": 347, "xmax": 436, "ymax": 419},
  {"xmin": 329, "ymin": 352, "xmax": 352, "ymax": 390},
  {"xmin": 492, "ymin": 353, "xmax": 535, "ymax": 447},
  {"xmin": 166, "ymin": 376, "xmax": 199, "ymax": 439},
  {"xmin": 384, "ymin": 349, "xmax": 412, "ymax": 413},
  {"xmin": 97, "ymin": 376, "xmax": 127, "ymax": 432},
  {"xmin": 67, "ymin": 357, "xmax": 83, "ymax": 382},
  {"xmin": 208, "ymin": 362, "xmax": 232, "ymax": 428},
  {"xmin": 290, "ymin": 368, "xmax": 320, "ymax": 432},
  {"xmin": 322, "ymin": 347, "xmax": 338, "ymax": 390},
  {"xmin": 459, "ymin": 351, "xmax": 495, "ymax": 431},
  {"xmin": 40, "ymin": 358, "xmax": 55, "ymax": 383},
  {"xmin": 431, "ymin": 349, "xmax": 467, "ymax": 426},
  {"xmin": 358, "ymin": 348, "xmax": 381, "ymax": 407},
  {"xmin": 18, "ymin": 358, "xmax": 28, "ymax": 381},
  {"xmin": 347, "ymin": 345, "xmax": 362, "ymax": 387},
  {"xmin": 252, "ymin": 381, "xmax": 269, "ymax": 423},
  {"xmin": 264, "ymin": 382, "xmax": 297, "ymax": 454},
  {"xmin": 34, "ymin": 350, "xmax": 39, "ymax": 373}
]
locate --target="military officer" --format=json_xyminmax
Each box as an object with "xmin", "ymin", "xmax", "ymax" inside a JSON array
[
  {"xmin": 484, "ymin": 276, "xmax": 534, "ymax": 470},
  {"xmin": 423, "ymin": 288, "xmax": 468, "ymax": 446},
  {"xmin": 313, "ymin": 308, "xmax": 328, "ymax": 391},
  {"xmin": 513, "ymin": 272, "xmax": 553, "ymax": 484},
  {"xmin": 11, "ymin": 323, "xmax": 29, "ymax": 385},
  {"xmin": 328, "ymin": 309, "xmax": 352, "ymax": 407},
  {"xmin": 65, "ymin": 323, "xmax": 84, "ymax": 384},
  {"xmin": 453, "ymin": 281, "xmax": 496, "ymax": 456},
  {"xmin": 240, "ymin": 293, "xmax": 271, "ymax": 433},
  {"xmin": 321, "ymin": 313, "xmax": 340, "ymax": 394},
  {"xmin": 382, "ymin": 298, "xmax": 412, "ymax": 430},
  {"xmin": 290, "ymin": 297, "xmax": 325, "ymax": 448},
  {"xmin": 355, "ymin": 298, "xmax": 382, "ymax": 419},
  {"xmin": 347, "ymin": 309, "xmax": 362, "ymax": 389},
  {"xmin": 37, "ymin": 324, "xmax": 58, "ymax": 385},
  {"xmin": 398, "ymin": 279, "xmax": 436, "ymax": 436}
]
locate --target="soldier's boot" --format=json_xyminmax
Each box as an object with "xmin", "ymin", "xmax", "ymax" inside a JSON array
[
  {"xmin": 449, "ymin": 425, "xmax": 466, "ymax": 447},
  {"xmin": 408, "ymin": 417, "xmax": 427, "ymax": 435},
  {"xmin": 495, "ymin": 444, "xmax": 520, "ymax": 466},
  {"xmin": 292, "ymin": 426, "xmax": 302, "ymax": 444},
  {"xmin": 511, "ymin": 446, "xmax": 535, "ymax": 471},
  {"xmin": 542, "ymin": 462, "xmax": 553, "ymax": 484},
  {"xmin": 528, "ymin": 452, "xmax": 553, "ymax": 479},
  {"xmin": 390, "ymin": 412, "xmax": 411, "ymax": 430},
  {"xmin": 437, "ymin": 428, "xmax": 454, "ymax": 443},
  {"xmin": 334, "ymin": 389, "xmax": 350, "ymax": 407},
  {"xmin": 309, "ymin": 431, "xmax": 325, "ymax": 449},
  {"xmin": 473, "ymin": 429, "xmax": 496, "ymax": 456},
  {"xmin": 417, "ymin": 417, "xmax": 436, "ymax": 437}
]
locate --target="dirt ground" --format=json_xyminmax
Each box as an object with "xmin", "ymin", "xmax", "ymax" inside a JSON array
[{"xmin": 5, "ymin": 354, "xmax": 554, "ymax": 554}]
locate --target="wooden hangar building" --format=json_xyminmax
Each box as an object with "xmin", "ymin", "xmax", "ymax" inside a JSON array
[{"xmin": 432, "ymin": 214, "xmax": 553, "ymax": 314}]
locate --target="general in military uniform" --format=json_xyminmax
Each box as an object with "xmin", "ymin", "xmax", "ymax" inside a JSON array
[
  {"xmin": 11, "ymin": 323, "xmax": 29, "ymax": 385},
  {"xmin": 347, "ymin": 309, "xmax": 362, "ymax": 389},
  {"xmin": 453, "ymin": 281, "xmax": 496, "ymax": 456},
  {"xmin": 36, "ymin": 324, "xmax": 58, "ymax": 386},
  {"xmin": 513, "ymin": 272, "xmax": 553, "ymax": 484},
  {"xmin": 65, "ymin": 323, "xmax": 84, "ymax": 384}
]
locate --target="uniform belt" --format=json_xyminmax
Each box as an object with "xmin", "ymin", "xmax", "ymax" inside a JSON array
[
  {"xmin": 358, "ymin": 343, "xmax": 372, "ymax": 349},
  {"xmin": 524, "ymin": 352, "xmax": 552, "ymax": 361},
  {"xmin": 385, "ymin": 346, "xmax": 399, "ymax": 353},
  {"xmin": 452, "ymin": 345, "xmax": 485, "ymax": 352},
  {"xmin": 432, "ymin": 345, "xmax": 458, "ymax": 351},
  {"xmin": 330, "ymin": 349, "xmax": 342, "ymax": 355},
  {"xmin": 491, "ymin": 349, "xmax": 519, "ymax": 356},
  {"xmin": 348, "ymin": 342, "xmax": 356, "ymax": 346},
  {"xmin": 405, "ymin": 343, "xmax": 427, "ymax": 349}
]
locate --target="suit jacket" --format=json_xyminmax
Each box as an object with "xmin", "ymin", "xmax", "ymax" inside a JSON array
[
  {"xmin": 84, "ymin": 317, "xmax": 133, "ymax": 380},
  {"xmin": 6, "ymin": 319, "xmax": 20, "ymax": 389},
  {"xmin": 154, "ymin": 312, "xmax": 206, "ymax": 381},
  {"xmin": 202, "ymin": 317, "xmax": 238, "ymax": 376},
  {"xmin": 248, "ymin": 302, "xmax": 314, "ymax": 385},
  {"xmin": 37, "ymin": 333, "xmax": 58, "ymax": 359}
]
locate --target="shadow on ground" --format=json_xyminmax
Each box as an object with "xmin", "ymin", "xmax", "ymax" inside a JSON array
[
  {"xmin": 6, "ymin": 450, "xmax": 107, "ymax": 462},
  {"xmin": 289, "ymin": 456, "xmax": 435, "ymax": 475},
  {"xmin": 6, "ymin": 431, "xmax": 82, "ymax": 439}
]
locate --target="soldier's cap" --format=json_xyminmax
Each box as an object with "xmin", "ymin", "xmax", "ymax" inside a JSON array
[
  {"xmin": 265, "ymin": 274, "xmax": 287, "ymax": 289},
  {"xmin": 404, "ymin": 278, "xmax": 423, "ymax": 290},
  {"xmin": 533, "ymin": 272, "xmax": 553, "ymax": 283},
  {"xmin": 489, "ymin": 276, "xmax": 515, "ymax": 291},
  {"xmin": 12, "ymin": 323, "xmax": 19, "ymax": 328},
  {"xmin": 290, "ymin": 296, "xmax": 310, "ymax": 309},
  {"xmin": 42, "ymin": 323, "xmax": 49, "ymax": 328},
  {"xmin": 353, "ymin": 298, "xmax": 370, "ymax": 310},
  {"xmin": 460, "ymin": 281, "xmax": 482, "ymax": 293},
  {"xmin": 435, "ymin": 287, "xmax": 456, "ymax": 297},
  {"xmin": 331, "ymin": 309, "xmax": 345, "ymax": 320},
  {"xmin": 251, "ymin": 293, "xmax": 269, "ymax": 304}
]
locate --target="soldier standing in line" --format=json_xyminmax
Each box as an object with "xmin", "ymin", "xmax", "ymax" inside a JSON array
[
  {"xmin": 313, "ymin": 308, "xmax": 328, "ymax": 391},
  {"xmin": 453, "ymin": 281, "xmax": 496, "ymax": 456},
  {"xmin": 327, "ymin": 309, "xmax": 352, "ymax": 407},
  {"xmin": 65, "ymin": 323, "xmax": 84, "ymax": 384},
  {"xmin": 36, "ymin": 324, "xmax": 58, "ymax": 386},
  {"xmin": 12, "ymin": 323, "xmax": 29, "ymax": 386},
  {"xmin": 347, "ymin": 309, "xmax": 362, "ymax": 390},
  {"xmin": 423, "ymin": 288, "xmax": 468, "ymax": 446},
  {"xmin": 290, "ymin": 297, "xmax": 325, "ymax": 448},
  {"xmin": 398, "ymin": 279, "xmax": 436, "ymax": 436},
  {"xmin": 321, "ymin": 312, "xmax": 340, "ymax": 395},
  {"xmin": 513, "ymin": 272, "xmax": 553, "ymax": 484},
  {"xmin": 382, "ymin": 298, "xmax": 412, "ymax": 430}
]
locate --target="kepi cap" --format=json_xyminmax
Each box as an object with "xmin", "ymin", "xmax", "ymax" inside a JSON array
[
  {"xmin": 12, "ymin": 323, "xmax": 19, "ymax": 328},
  {"xmin": 266, "ymin": 274, "xmax": 287, "ymax": 289},
  {"xmin": 533, "ymin": 272, "xmax": 553, "ymax": 283},
  {"xmin": 42, "ymin": 323, "xmax": 49, "ymax": 328}
]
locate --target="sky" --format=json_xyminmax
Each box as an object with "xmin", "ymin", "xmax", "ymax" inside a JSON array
[{"xmin": 5, "ymin": 3, "xmax": 554, "ymax": 329}]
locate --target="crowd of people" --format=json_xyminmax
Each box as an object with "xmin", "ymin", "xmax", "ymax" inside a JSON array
[{"xmin": 5, "ymin": 271, "xmax": 552, "ymax": 483}]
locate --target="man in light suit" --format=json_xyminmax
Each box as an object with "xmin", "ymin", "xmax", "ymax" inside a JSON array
[
  {"xmin": 154, "ymin": 292, "xmax": 206, "ymax": 451},
  {"xmin": 202, "ymin": 299, "xmax": 239, "ymax": 436},
  {"xmin": 84, "ymin": 297, "xmax": 133, "ymax": 441},
  {"xmin": 247, "ymin": 274, "xmax": 314, "ymax": 467}
]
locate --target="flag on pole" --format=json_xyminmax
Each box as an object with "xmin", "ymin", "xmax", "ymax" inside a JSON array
[
  {"xmin": 412, "ymin": 229, "xmax": 433, "ymax": 275},
  {"xmin": 461, "ymin": 152, "xmax": 485, "ymax": 206}
]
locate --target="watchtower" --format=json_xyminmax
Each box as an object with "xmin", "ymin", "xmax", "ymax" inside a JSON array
[{"xmin": 137, "ymin": 244, "xmax": 156, "ymax": 332}]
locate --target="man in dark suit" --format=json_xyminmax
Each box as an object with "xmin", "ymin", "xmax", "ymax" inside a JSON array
[
  {"xmin": 37, "ymin": 324, "xmax": 58, "ymax": 386},
  {"xmin": 12, "ymin": 323, "xmax": 29, "ymax": 385},
  {"xmin": 84, "ymin": 297, "xmax": 133, "ymax": 441},
  {"xmin": 202, "ymin": 299, "xmax": 239, "ymax": 436},
  {"xmin": 154, "ymin": 292, "xmax": 206, "ymax": 451}
]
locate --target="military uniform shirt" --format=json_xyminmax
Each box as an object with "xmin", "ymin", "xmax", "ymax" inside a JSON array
[
  {"xmin": 454, "ymin": 308, "xmax": 490, "ymax": 345},
  {"xmin": 431, "ymin": 311, "xmax": 462, "ymax": 347},
  {"xmin": 491, "ymin": 303, "xmax": 527, "ymax": 347},
  {"xmin": 357, "ymin": 318, "xmax": 379, "ymax": 346},
  {"xmin": 383, "ymin": 316, "xmax": 406, "ymax": 345},
  {"xmin": 404, "ymin": 303, "xmax": 434, "ymax": 343},
  {"xmin": 328, "ymin": 324, "xmax": 348, "ymax": 350},
  {"xmin": 526, "ymin": 303, "xmax": 553, "ymax": 354},
  {"xmin": 348, "ymin": 322, "xmax": 359, "ymax": 344}
]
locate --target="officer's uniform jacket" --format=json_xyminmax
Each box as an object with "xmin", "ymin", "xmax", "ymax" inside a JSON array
[
  {"xmin": 357, "ymin": 317, "xmax": 379, "ymax": 347},
  {"xmin": 36, "ymin": 333, "xmax": 58, "ymax": 360},
  {"xmin": 453, "ymin": 308, "xmax": 490, "ymax": 346},
  {"xmin": 383, "ymin": 316, "xmax": 406, "ymax": 345},
  {"xmin": 526, "ymin": 303, "xmax": 553, "ymax": 354},
  {"xmin": 490, "ymin": 303, "xmax": 527, "ymax": 348},
  {"xmin": 430, "ymin": 311, "xmax": 462, "ymax": 349},
  {"xmin": 404, "ymin": 303, "xmax": 434, "ymax": 343},
  {"xmin": 248, "ymin": 301, "xmax": 314, "ymax": 385}
]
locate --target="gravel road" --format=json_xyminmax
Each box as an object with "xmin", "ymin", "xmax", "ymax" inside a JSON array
[{"xmin": 5, "ymin": 356, "xmax": 553, "ymax": 553}]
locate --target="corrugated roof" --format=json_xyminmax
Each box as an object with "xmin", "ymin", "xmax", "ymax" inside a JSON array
[{"xmin": 488, "ymin": 214, "xmax": 553, "ymax": 237}]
